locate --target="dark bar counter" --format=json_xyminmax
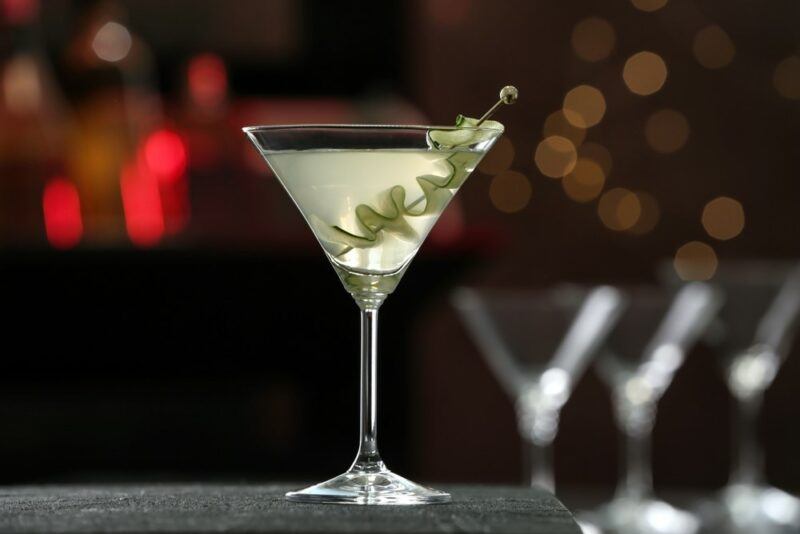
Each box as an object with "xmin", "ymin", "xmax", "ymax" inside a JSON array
[{"xmin": 0, "ymin": 484, "xmax": 580, "ymax": 533}]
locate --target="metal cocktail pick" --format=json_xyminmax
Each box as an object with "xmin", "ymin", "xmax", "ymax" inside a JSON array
[{"xmin": 476, "ymin": 85, "xmax": 519, "ymax": 126}]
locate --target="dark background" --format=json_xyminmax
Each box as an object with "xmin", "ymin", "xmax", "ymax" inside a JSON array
[{"xmin": 1, "ymin": 0, "xmax": 799, "ymax": 500}]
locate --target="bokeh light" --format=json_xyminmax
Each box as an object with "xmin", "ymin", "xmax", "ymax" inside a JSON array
[
  {"xmin": 773, "ymin": 56, "xmax": 800, "ymax": 100},
  {"xmin": 563, "ymin": 85, "xmax": 606, "ymax": 128},
  {"xmin": 623, "ymin": 51, "xmax": 667, "ymax": 96},
  {"xmin": 578, "ymin": 142, "xmax": 613, "ymax": 176},
  {"xmin": 598, "ymin": 188, "xmax": 641, "ymax": 230},
  {"xmin": 534, "ymin": 136, "xmax": 577, "ymax": 179},
  {"xmin": 571, "ymin": 17, "xmax": 616, "ymax": 62},
  {"xmin": 693, "ymin": 25, "xmax": 735, "ymax": 69},
  {"xmin": 1, "ymin": 0, "xmax": 40, "ymax": 24},
  {"xmin": 478, "ymin": 136, "xmax": 515, "ymax": 175},
  {"xmin": 543, "ymin": 110, "xmax": 586, "ymax": 147},
  {"xmin": 702, "ymin": 196, "xmax": 745, "ymax": 240},
  {"xmin": 674, "ymin": 241, "xmax": 718, "ymax": 281},
  {"xmin": 92, "ymin": 21, "xmax": 133, "ymax": 63},
  {"xmin": 43, "ymin": 178, "xmax": 83, "ymax": 249},
  {"xmin": 2, "ymin": 55, "xmax": 42, "ymax": 114},
  {"xmin": 645, "ymin": 109, "xmax": 690, "ymax": 153},
  {"xmin": 489, "ymin": 170, "xmax": 532, "ymax": 213},
  {"xmin": 120, "ymin": 163, "xmax": 165, "ymax": 247},
  {"xmin": 562, "ymin": 158, "xmax": 605, "ymax": 203},
  {"xmin": 141, "ymin": 129, "xmax": 188, "ymax": 184},
  {"xmin": 630, "ymin": 0, "xmax": 668, "ymax": 12},
  {"xmin": 187, "ymin": 53, "xmax": 228, "ymax": 109},
  {"xmin": 628, "ymin": 192, "xmax": 660, "ymax": 235}
]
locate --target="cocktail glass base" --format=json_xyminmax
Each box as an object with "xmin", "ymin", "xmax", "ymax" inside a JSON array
[
  {"xmin": 580, "ymin": 497, "xmax": 700, "ymax": 534},
  {"xmin": 705, "ymin": 483, "xmax": 800, "ymax": 533},
  {"xmin": 286, "ymin": 466, "xmax": 451, "ymax": 505}
]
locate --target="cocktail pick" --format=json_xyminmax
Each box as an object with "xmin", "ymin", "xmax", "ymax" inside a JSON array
[{"xmin": 476, "ymin": 86, "xmax": 518, "ymax": 126}]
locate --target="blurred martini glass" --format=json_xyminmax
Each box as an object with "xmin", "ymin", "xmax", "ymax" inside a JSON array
[{"xmin": 243, "ymin": 88, "xmax": 514, "ymax": 505}]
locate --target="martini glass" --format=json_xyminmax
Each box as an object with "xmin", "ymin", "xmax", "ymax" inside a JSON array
[
  {"xmin": 662, "ymin": 261, "xmax": 800, "ymax": 532},
  {"xmin": 580, "ymin": 283, "xmax": 722, "ymax": 534},
  {"xmin": 244, "ymin": 121, "xmax": 504, "ymax": 504},
  {"xmin": 452, "ymin": 285, "xmax": 624, "ymax": 492}
]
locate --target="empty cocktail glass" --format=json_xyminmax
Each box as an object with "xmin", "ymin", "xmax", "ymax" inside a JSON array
[{"xmin": 453, "ymin": 285, "xmax": 624, "ymax": 492}]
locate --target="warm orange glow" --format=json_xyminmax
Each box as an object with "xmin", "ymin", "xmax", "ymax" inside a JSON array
[
  {"xmin": 543, "ymin": 110, "xmax": 586, "ymax": 147},
  {"xmin": 563, "ymin": 85, "xmax": 606, "ymax": 128},
  {"xmin": 628, "ymin": 192, "xmax": 660, "ymax": 235},
  {"xmin": 702, "ymin": 196, "xmax": 745, "ymax": 240},
  {"xmin": 571, "ymin": 17, "xmax": 616, "ymax": 62},
  {"xmin": 141, "ymin": 129, "xmax": 188, "ymax": 184},
  {"xmin": 563, "ymin": 159, "xmax": 605, "ymax": 203},
  {"xmin": 478, "ymin": 136, "xmax": 515, "ymax": 175},
  {"xmin": 43, "ymin": 178, "xmax": 83, "ymax": 249},
  {"xmin": 120, "ymin": 163, "xmax": 165, "ymax": 247},
  {"xmin": 534, "ymin": 136, "xmax": 577, "ymax": 179},
  {"xmin": 630, "ymin": 0, "xmax": 668, "ymax": 12},
  {"xmin": 773, "ymin": 56, "xmax": 800, "ymax": 100},
  {"xmin": 578, "ymin": 142, "xmax": 613, "ymax": 176},
  {"xmin": 598, "ymin": 188, "xmax": 641, "ymax": 230},
  {"xmin": 674, "ymin": 241, "xmax": 718, "ymax": 281},
  {"xmin": 188, "ymin": 53, "xmax": 228, "ymax": 109},
  {"xmin": 489, "ymin": 170, "xmax": 532, "ymax": 213},
  {"xmin": 693, "ymin": 25, "xmax": 735, "ymax": 69},
  {"xmin": 645, "ymin": 109, "xmax": 690, "ymax": 153},
  {"xmin": 623, "ymin": 51, "xmax": 667, "ymax": 96}
]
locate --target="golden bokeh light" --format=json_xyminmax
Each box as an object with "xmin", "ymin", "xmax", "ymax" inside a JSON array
[
  {"xmin": 489, "ymin": 170, "xmax": 532, "ymax": 213},
  {"xmin": 534, "ymin": 136, "xmax": 578, "ymax": 179},
  {"xmin": 702, "ymin": 196, "xmax": 745, "ymax": 240},
  {"xmin": 674, "ymin": 241, "xmax": 718, "ymax": 281},
  {"xmin": 543, "ymin": 110, "xmax": 586, "ymax": 147},
  {"xmin": 623, "ymin": 51, "xmax": 668, "ymax": 96},
  {"xmin": 645, "ymin": 109, "xmax": 690, "ymax": 153},
  {"xmin": 628, "ymin": 192, "xmax": 660, "ymax": 235},
  {"xmin": 630, "ymin": 0, "xmax": 668, "ymax": 12},
  {"xmin": 773, "ymin": 56, "xmax": 800, "ymax": 100},
  {"xmin": 578, "ymin": 142, "xmax": 613, "ymax": 176},
  {"xmin": 598, "ymin": 188, "xmax": 641, "ymax": 231},
  {"xmin": 562, "ymin": 159, "xmax": 605, "ymax": 203},
  {"xmin": 693, "ymin": 25, "xmax": 735, "ymax": 69},
  {"xmin": 563, "ymin": 85, "xmax": 606, "ymax": 128},
  {"xmin": 478, "ymin": 136, "xmax": 515, "ymax": 175},
  {"xmin": 571, "ymin": 17, "xmax": 616, "ymax": 62}
]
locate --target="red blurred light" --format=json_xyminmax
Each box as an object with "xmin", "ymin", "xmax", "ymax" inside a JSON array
[
  {"xmin": 188, "ymin": 53, "xmax": 228, "ymax": 109},
  {"xmin": 142, "ymin": 129, "xmax": 187, "ymax": 184},
  {"xmin": 2, "ymin": 0, "xmax": 39, "ymax": 24},
  {"xmin": 43, "ymin": 177, "xmax": 83, "ymax": 249},
  {"xmin": 120, "ymin": 163, "xmax": 164, "ymax": 247}
]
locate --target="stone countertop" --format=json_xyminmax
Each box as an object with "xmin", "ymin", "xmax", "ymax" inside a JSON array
[{"xmin": 0, "ymin": 483, "xmax": 580, "ymax": 534}]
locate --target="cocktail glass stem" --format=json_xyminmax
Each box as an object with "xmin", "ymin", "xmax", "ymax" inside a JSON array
[
  {"xmin": 731, "ymin": 392, "xmax": 764, "ymax": 486},
  {"xmin": 524, "ymin": 438, "xmax": 555, "ymax": 492},
  {"xmin": 517, "ymin": 403, "xmax": 558, "ymax": 493},
  {"xmin": 350, "ymin": 303, "xmax": 385, "ymax": 472},
  {"xmin": 615, "ymin": 398, "xmax": 656, "ymax": 501}
]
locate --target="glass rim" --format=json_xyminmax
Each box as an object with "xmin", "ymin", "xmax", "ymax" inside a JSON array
[{"xmin": 241, "ymin": 123, "xmax": 505, "ymax": 134}]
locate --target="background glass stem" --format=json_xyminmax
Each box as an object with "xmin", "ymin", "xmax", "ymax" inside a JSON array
[
  {"xmin": 525, "ymin": 438, "xmax": 555, "ymax": 492},
  {"xmin": 615, "ymin": 400, "xmax": 655, "ymax": 501},
  {"xmin": 732, "ymin": 392, "xmax": 764, "ymax": 486}
]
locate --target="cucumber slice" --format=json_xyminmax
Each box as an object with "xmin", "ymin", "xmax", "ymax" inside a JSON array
[
  {"xmin": 428, "ymin": 115, "xmax": 504, "ymax": 149},
  {"xmin": 327, "ymin": 116, "xmax": 503, "ymax": 255}
]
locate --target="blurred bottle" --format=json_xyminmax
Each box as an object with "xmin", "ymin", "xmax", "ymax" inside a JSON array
[
  {"xmin": 0, "ymin": 0, "xmax": 70, "ymax": 246},
  {"xmin": 62, "ymin": 0, "xmax": 163, "ymax": 245}
]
